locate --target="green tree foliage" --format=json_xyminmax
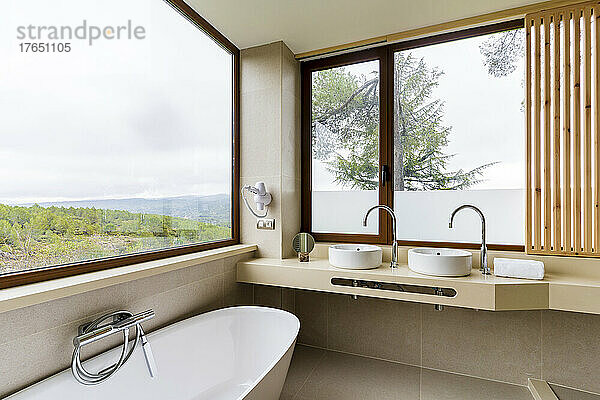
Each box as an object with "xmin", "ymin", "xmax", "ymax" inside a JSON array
[
  {"xmin": 479, "ymin": 28, "xmax": 524, "ymax": 77},
  {"xmin": 0, "ymin": 204, "xmax": 231, "ymax": 273},
  {"xmin": 311, "ymin": 53, "xmax": 495, "ymax": 191}
]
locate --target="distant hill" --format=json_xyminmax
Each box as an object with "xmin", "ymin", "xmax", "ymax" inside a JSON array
[{"xmin": 25, "ymin": 194, "xmax": 231, "ymax": 227}]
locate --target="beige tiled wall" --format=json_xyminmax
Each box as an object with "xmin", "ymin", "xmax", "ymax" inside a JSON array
[
  {"xmin": 258, "ymin": 287, "xmax": 600, "ymax": 394},
  {"xmin": 240, "ymin": 41, "xmax": 301, "ymax": 259},
  {"xmin": 0, "ymin": 252, "xmax": 254, "ymax": 398}
]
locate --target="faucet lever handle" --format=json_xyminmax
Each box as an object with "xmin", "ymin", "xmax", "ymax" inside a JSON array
[{"xmin": 380, "ymin": 165, "xmax": 389, "ymax": 187}]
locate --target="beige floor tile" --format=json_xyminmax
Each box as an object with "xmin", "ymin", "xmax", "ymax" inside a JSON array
[
  {"xmin": 327, "ymin": 294, "xmax": 421, "ymax": 365},
  {"xmin": 542, "ymin": 310, "xmax": 600, "ymax": 394},
  {"xmin": 279, "ymin": 345, "xmax": 326, "ymax": 400},
  {"xmin": 294, "ymin": 351, "xmax": 420, "ymax": 400},
  {"xmin": 422, "ymin": 306, "xmax": 541, "ymax": 385},
  {"xmin": 550, "ymin": 383, "xmax": 600, "ymax": 400},
  {"xmin": 421, "ymin": 368, "xmax": 532, "ymax": 400}
]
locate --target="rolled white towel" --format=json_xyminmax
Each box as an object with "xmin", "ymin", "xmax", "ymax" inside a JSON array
[{"xmin": 493, "ymin": 257, "xmax": 545, "ymax": 280}]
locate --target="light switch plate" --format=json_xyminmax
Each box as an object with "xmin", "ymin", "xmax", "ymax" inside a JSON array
[{"xmin": 256, "ymin": 218, "xmax": 275, "ymax": 230}]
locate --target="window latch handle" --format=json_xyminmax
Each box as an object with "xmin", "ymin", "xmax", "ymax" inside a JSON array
[{"xmin": 381, "ymin": 165, "xmax": 389, "ymax": 187}]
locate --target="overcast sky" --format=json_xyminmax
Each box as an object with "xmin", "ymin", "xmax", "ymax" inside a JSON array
[
  {"xmin": 0, "ymin": 0, "xmax": 232, "ymax": 204},
  {"xmin": 313, "ymin": 31, "xmax": 525, "ymax": 191}
]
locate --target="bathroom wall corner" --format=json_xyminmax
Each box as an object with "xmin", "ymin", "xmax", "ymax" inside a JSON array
[{"xmin": 240, "ymin": 41, "xmax": 301, "ymax": 259}]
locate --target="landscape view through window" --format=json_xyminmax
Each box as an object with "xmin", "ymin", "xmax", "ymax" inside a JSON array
[{"xmin": 0, "ymin": 0, "xmax": 234, "ymax": 274}]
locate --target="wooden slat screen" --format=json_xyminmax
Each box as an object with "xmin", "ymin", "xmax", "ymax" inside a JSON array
[{"xmin": 526, "ymin": 1, "xmax": 600, "ymax": 256}]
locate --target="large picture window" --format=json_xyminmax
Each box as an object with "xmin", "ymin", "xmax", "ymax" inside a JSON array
[
  {"xmin": 302, "ymin": 21, "xmax": 525, "ymax": 250},
  {"xmin": 0, "ymin": 0, "xmax": 239, "ymax": 286}
]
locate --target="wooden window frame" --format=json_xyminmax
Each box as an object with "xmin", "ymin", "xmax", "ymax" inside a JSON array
[
  {"xmin": 301, "ymin": 47, "xmax": 392, "ymax": 245},
  {"xmin": 0, "ymin": 0, "xmax": 241, "ymax": 289},
  {"xmin": 301, "ymin": 19, "xmax": 526, "ymax": 252}
]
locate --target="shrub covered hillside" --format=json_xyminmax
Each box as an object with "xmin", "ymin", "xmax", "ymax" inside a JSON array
[{"xmin": 0, "ymin": 204, "xmax": 231, "ymax": 274}]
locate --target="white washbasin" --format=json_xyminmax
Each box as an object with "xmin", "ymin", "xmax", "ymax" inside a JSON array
[
  {"xmin": 408, "ymin": 248, "xmax": 472, "ymax": 277},
  {"xmin": 328, "ymin": 244, "xmax": 382, "ymax": 270}
]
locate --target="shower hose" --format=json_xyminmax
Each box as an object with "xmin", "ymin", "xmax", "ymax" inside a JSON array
[{"xmin": 71, "ymin": 310, "xmax": 153, "ymax": 385}]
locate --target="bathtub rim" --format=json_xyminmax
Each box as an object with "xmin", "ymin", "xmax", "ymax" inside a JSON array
[{"xmin": 7, "ymin": 305, "xmax": 300, "ymax": 400}]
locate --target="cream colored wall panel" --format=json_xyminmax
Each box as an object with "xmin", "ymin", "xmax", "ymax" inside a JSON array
[{"xmin": 240, "ymin": 42, "xmax": 301, "ymax": 259}]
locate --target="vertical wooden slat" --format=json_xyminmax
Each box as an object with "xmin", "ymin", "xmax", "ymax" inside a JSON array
[
  {"xmin": 595, "ymin": 6, "xmax": 600, "ymax": 252},
  {"xmin": 544, "ymin": 17, "xmax": 552, "ymax": 250},
  {"xmin": 527, "ymin": 2, "xmax": 600, "ymax": 257},
  {"xmin": 562, "ymin": 11, "xmax": 573, "ymax": 252},
  {"xmin": 526, "ymin": 17, "xmax": 534, "ymax": 252},
  {"xmin": 553, "ymin": 13, "xmax": 562, "ymax": 251},
  {"xmin": 583, "ymin": 7, "xmax": 593, "ymax": 253},
  {"xmin": 573, "ymin": 8, "xmax": 582, "ymax": 253},
  {"xmin": 534, "ymin": 17, "xmax": 543, "ymax": 251}
]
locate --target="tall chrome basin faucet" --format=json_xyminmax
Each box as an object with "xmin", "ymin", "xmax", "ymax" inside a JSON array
[
  {"xmin": 363, "ymin": 205, "xmax": 398, "ymax": 268},
  {"xmin": 448, "ymin": 205, "xmax": 489, "ymax": 275}
]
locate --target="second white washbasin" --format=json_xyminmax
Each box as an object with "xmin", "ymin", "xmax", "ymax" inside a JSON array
[
  {"xmin": 408, "ymin": 248, "xmax": 473, "ymax": 277},
  {"xmin": 329, "ymin": 244, "xmax": 382, "ymax": 270}
]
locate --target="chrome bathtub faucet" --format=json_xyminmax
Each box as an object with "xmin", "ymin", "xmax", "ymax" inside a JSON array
[
  {"xmin": 363, "ymin": 205, "xmax": 399, "ymax": 268},
  {"xmin": 448, "ymin": 205, "xmax": 489, "ymax": 275},
  {"xmin": 71, "ymin": 309, "xmax": 156, "ymax": 385}
]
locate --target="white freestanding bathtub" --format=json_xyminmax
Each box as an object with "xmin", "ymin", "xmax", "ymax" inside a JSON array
[{"xmin": 8, "ymin": 306, "xmax": 300, "ymax": 400}]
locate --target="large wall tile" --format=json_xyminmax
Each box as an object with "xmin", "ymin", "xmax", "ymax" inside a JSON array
[
  {"xmin": 0, "ymin": 282, "xmax": 130, "ymax": 346},
  {"xmin": 295, "ymin": 289, "xmax": 328, "ymax": 348},
  {"xmin": 327, "ymin": 294, "xmax": 421, "ymax": 366},
  {"xmin": 281, "ymin": 287, "xmax": 295, "ymax": 314},
  {"xmin": 239, "ymin": 41, "xmax": 301, "ymax": 259},
  {"xmin": 240, "ymin": 89, "xmax": 281, "ymax": 179},
  {"xmin": 241, "ymin": 42, "xmax": 283, "ymax": 94},
  {"xmin": 254, "ymin": 285, "xmax": 282, "ymax": 308},
  {"xmin": 542, "ymin": 310, "xmax": 600, "ymax": 394},
  {"xmin": 422, "ymin": 306, "xmax": 541, "ymax": 385},
  {"xmin": 0, "ymin": 321, "xmax": 77, "ymax": 397},
  {"xmin": 280, "ymin": 176, "xmax": 301, "ymax": 258},
  {"xmin": 223, "ymin": 270, "xmax": 254, "ymax": 307}
]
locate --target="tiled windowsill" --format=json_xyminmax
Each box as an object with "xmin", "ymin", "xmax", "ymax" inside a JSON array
[{"xmin": 0, "ymin": 244, "xmax": 257, "ymax": 314}]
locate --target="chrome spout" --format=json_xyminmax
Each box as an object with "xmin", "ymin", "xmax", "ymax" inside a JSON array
[
  {"xmin": 449, "ymin": 205, "xmax": 489, "ymax": 275},
  {"xmin": 363, "ymin": 205, "xmax": 399, "ymax": 268}
]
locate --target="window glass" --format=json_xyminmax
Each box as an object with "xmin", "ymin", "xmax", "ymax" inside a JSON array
[
  {"xmin": 393, "ymin": 28, "xmax": 525, "ymax": 245},
  {"xmin": 0, "ymin": 0, "xmax": 233, "ymax": 274},
  {"xmin": 311, "ymin": 60, "xmax": 380, "ymax": 234}
]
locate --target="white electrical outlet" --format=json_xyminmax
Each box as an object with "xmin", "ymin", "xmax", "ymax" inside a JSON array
[{"xmin": 256, "ymin": 218, "xmax": 275, "ymax": 230}]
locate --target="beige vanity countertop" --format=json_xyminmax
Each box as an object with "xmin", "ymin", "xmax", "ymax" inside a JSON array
[
  {"xmin": 237, "ymin": 257, "xmax": 550, "ymax": 311},
  {"xmin": 238, "ymin": 257, "xmax": 600, "ymax": 314}
]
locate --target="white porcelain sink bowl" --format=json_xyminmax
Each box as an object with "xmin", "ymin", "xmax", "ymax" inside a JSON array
[
  {"xmin": 329, "ymin": 244, "xmax": 382, "ymax": 270},
  {"xmin": 408, "ymin": 248, "xmax": 473, "ymax": 277}
]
